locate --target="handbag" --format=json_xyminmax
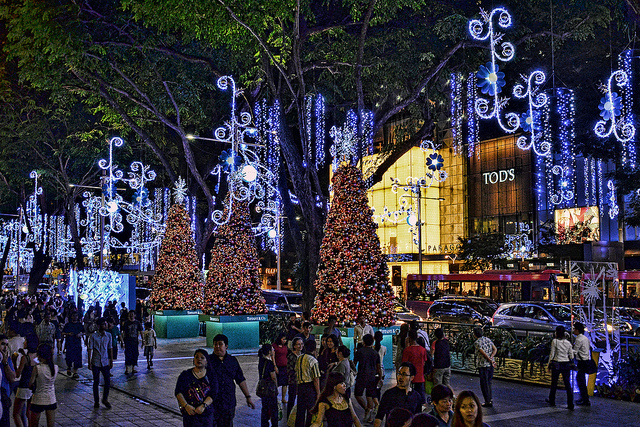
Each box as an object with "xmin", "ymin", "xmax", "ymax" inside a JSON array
[
  {"xmin": 584, "ymin": 358, "xmax": 598, "ymax": 375},
  {"xmin": 256, "ymin": 361, "xmax": 278, "ymax": 399}
]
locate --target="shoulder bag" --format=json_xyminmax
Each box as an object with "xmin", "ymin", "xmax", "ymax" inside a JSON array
[{"xmin": 256, "ymin": 359, "xmax": 278, "ymax": 399}]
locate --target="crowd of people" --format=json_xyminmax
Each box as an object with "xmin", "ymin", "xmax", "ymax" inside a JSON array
[{"xmin": 0, "ymin": 291, "xmax": 152, "ymax": 427}]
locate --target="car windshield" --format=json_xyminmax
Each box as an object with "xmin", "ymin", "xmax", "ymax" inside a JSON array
[
  {"xmin": 466, "ymin": 302, "xmax": 495, "ymax": 316},
  {"xmin": 544, "ymin": 305, "xmax": 572, "ymax": 321},
  {"xmin": 287, "ymin": 295, "xmax": 302, "ymax": 309}
]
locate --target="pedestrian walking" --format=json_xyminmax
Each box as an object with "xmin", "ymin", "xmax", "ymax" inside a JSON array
[
  {"xmin": 354, "ymin": 333, "xmax": 382, "ymax": 423},
  {"xmin": 141, "ymin": 322, "xmax": 157, "ymax": 369},
  {"xmin": 61, "ymin": 312, "xmax": 83, "ymax": 378},
  {"xmin": 427, "ymin": 384, "xmax": 454, "ymax": 426},
  {"xmin": 87, "ymin": 317, "xmax": 113, "ymax": 409},
  {"xmin": 0, "ymin": 334, "xmax": 16, "ymax": 427},
  {"xmin": 318, "ymin": 334, "xmax": 339, "ymax": 389},
  {"xmin": 35, "ymin": 311, "xmax": 56, "ymax": 348},
  {"xmin": 374, "ymin": 362, "xmax": 422, "ymax": 427},
  {"xmin": 13, "ymin": 334, "xmax": 38, "ymax": 427},
  {"xmin": 473, "ymin": 327, "xmax": 497, "ymax": 408},
  {"xmin": 395, "ymin": 323, "xmax": 410, "ymax": 373},
  {"xmin": 322, "ymin": 315, "xmax": 343, "ymax": 346},
  {"xmin": 122, "ymin": 310, "xmax": 143, "ymax": 375},
  {"xmin": 402, "ymin": 330, "xmax": 429, "ymax": 407},
  {"xmin": 573, "ymin": 322, "xmax": 591, "ymax": 406},
  {"xmin": 310, "ymin": 372, "xmax": 362, "ymax": 427},
  {"xmin": 258, "ymin": 344, "xmax": 279, "ymax": 427},
  {"xmin": 546, "ymin": 325, "xmax": 574, "ymax": 410},
  {"xmin": 295, "ymin": 322, "xmax": 316, "ymax": 349},
  {"xmin": 209, "ymin": 334, "xmax": 255, "ymax": 427},
  {"xmin": 272, "ymin": 333, "xmax": 289, "ymax": 405},
  {"xmin": 286, "ymin": 337, "xmax": 303, "ymax": 417},
  {"xmin": 374, "ymin": 331, "xmax": 387, "ymax": 399},
  {"xmin": 175, "ymin": 349, "xmax": 217, "ymax": 427},
  {"xmin": 107, "ymin": 317, "xmax": 121, "ymax": 361},
  {"xmin": 28, "ymin": 344, "xmax": 58, "ymax": 427},
  {"xmin": 451, "ymin": 390, "xmax": 491, "ymax": 427},
  {"xmin": 332, "ymin": 346, "xmax": 353, "ymax": 399},
  {"xmin": 294, "ymin": 339, "xmax": 321, "ymax": 427},
  {"xmin": 430, "ymin": 328, "xmax": 451, "ymax": 387}
]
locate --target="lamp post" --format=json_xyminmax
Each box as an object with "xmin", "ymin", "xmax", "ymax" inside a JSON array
[{"xmin": 402, "ymin": 191, "xmax": 445, "ymax": 275}]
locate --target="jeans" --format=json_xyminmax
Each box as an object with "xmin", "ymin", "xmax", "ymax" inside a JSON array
[
  {"xmin": 433, "ymin": 367, "xmax": 451, "ymax": 386},
  {"xmin": 295, "ymin": 382, "xmax": 317, "ymax": 427},
  {"xmin": 576, "ymin": 360, "xmax": 589, "ymax": 403},
  {"xmin": 479, "ymin": 366, "xmax": 494, "ymax": 403},
  {"xmin": 91, "ymin": 365, "xmax": 111, "ymax": 403},
  {"xmin": 549, "ymin": 361, "xmax": 574, "ymax": 408}
]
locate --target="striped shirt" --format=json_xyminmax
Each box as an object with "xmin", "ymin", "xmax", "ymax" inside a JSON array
[{"xmin": 295, "ymin": 353, "xmax": 320, "ymax": 384}]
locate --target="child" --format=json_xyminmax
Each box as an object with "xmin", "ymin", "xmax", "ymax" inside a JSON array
[{"xmin": 141, "ymin": 322, "xmax": 157, "ymax": 369}]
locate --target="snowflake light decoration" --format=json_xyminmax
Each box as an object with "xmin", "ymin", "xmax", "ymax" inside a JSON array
[
  {"xmin": 174, "ymin": 177, "xmax": 188, "ymax": 205},
  {"xmin": 468, "ymin": 7, "xmax": 519, "ymax": 133},
  {"xmin": 206, "ymin": 76, "xmax": 278, "ymax": 226},
  {"xmin": 549, "ymin": 165, "xmax": 575, "ymax": 205},
  {"xmin": 514, "ymin": 70, "xmax": 550, "ymax": 156},
  {"xmin": 594, "ymin": 70, "xmax": 635, "ymax": 143}
]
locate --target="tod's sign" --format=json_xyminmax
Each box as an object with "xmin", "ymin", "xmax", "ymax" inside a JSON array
[{"xmin": 483, "ymin": 168, "xmax": 515, "ymax": 185}]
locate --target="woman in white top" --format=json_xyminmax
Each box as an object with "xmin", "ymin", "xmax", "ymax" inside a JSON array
[
  {"xmin": 28, "ymin": 343, "xmax": 58, "ymax": 427},
  {"xmin": 546, "ymin": 325, "xmax": 574, "ymax": 410}
]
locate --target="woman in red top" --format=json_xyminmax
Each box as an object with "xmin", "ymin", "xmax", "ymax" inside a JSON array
[{"xmin": 273, "ymin": 333, "xmax": 289, "ymax": 404}]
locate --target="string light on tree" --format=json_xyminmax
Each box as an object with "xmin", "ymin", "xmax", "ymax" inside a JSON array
[
  {"xmin": 450, "ymin": 73, "xmax": 464, "ymax": 156},
  {"xmin": 204, "ymin": 197, "xmax": 266, "ymax": 315},
  {"xmin": 618, "ymin": 50, "xmax": 637, "ymax": 168},
  {"xmin": 468, "ymin": 7, "xmax": 520, "ymax": 133},
  {"xmin": 312, "ymin": 164, "xmax": 396, "ymax": 327},
  {"xmin": 467, "ymin": 73, "xmax": 479, "ymax": 158},
  {"xmin": 150, "ymin": 179, "xmax": 203, "ymax": 310}
]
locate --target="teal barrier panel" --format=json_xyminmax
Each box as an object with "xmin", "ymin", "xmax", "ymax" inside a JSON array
[
  {"xmin": 153, "ymin": 310, "xmax": 201, "ymax": 338},
  {"xmin": 201, "ymin": 314, "xmax": 267, "ymax": 350}
]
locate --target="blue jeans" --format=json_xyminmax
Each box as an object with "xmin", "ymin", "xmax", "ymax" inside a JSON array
[
  {"xmin": 479, "ymin": 366, "xmax": 493, "ymax": 403},
  {"xmin": 549, "ymin": 362, "xmax": 574, "ymax": 408},
  {"xmin": 91, "ymin": 365, "xmax": 111, "ymax": 403}
]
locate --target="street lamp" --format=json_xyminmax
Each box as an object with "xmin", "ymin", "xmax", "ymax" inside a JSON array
[{"xmin": 401, "ymin": 191, "xmax": 445, "ymax": 275}]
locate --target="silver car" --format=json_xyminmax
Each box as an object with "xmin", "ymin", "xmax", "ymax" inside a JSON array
[{"xmin": 492, "ymin": 302, "xmax": 572, "ymax": 333}]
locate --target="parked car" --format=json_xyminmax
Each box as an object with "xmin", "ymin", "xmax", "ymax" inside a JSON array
[
  {"xmin": 262, "ymin": 289, "xmax": 303, "ymax": 315},
  {"xmin": 573, "ymin": 305, "xmax": 633, "ymax": 335},
  {"xmin": 491, "ymin": 301, "xmax": 573, "ymax": 333},
  {"xmin": 393, "ymin": 302, "xmax": 422, "ymax": 324},
  {"xmin": 427, "ymin": 297, "xmax": 495, "ymax": 325},
  {"xmin": 616, "ymin": 307, "xmax": 640, "ymax": 336}
]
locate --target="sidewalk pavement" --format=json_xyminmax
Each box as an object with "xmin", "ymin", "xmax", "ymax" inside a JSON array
[{"xmin": 41, "ymin": 337, "xmax": 640, "ymax": 426}]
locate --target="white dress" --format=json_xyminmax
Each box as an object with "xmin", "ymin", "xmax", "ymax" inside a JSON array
[{"xmin": 31, "ymin": 364, "xmax": 58, "ymax": 406}]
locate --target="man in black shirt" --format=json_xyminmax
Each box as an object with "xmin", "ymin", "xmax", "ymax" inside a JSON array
[
  {"xmin": 209, "ymin": 334, "xmax": 255, "ymax": 427},
  {"xmin": 374, "ymin": 362, "xmax": 422, "ymax": 427},
  {"xmin": 354, "ymin": 333, "xmax": 382, "ymax": 423}
]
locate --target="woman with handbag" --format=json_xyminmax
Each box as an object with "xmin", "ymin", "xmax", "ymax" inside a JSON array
[
  {"xmin": 546, "ymin": 326, "xmax": 574, "ymax": 410},
  {"xmin": 572, "ymin": 322, "xmax": 593, "ymax": 406},
  {"xmin": 310, "ymin": 372, "xmax": 362, "ymax": 427},
  {"xmin": 273, "ymin": 333, "xmax": 289, "ymax": 406},
  {"xmin": 257, "ymin": 344, "xmax": 279, "ymax": 427},
  {"xmin": 175, "ymin": 349, "xmax": 217, "ymax": 427}
]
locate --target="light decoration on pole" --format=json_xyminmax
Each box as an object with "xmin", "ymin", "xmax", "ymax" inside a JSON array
[
  {"xmin": 467, "ymin": 72, "xmax": 479, "ymax": 158},
  {"xmin": 618, "ymin": 50, "xmax": 637, "ymax": 168},
  {"xmin": 468, "ymin": 7, "xmax": 520, "ymax": 134},
  {"xmin": 450, "ymin": 73, "xmax": 464, "ymax": 156},
  {"xmin": 513, "ymin": 71, "xmax": 550, "ymax": 157},
  {"xmin": 206, "ymin": 76, "xmax": 278, "ymax": 227},
  {"xmin": 70, "ymin": 269, "xmax": 125, "ymax": 311},
  {"xmin": 608, "ymin": 180, "xmax": 619, "ymax": 219}
]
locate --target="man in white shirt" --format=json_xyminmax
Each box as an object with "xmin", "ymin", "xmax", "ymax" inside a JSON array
[
  {"xmin": 353, "ymin": 315, "xmax": 374, "ymax": 347},
  {"xmin": 573, "ymin": 322, "xmax": 591, "ymax": 406}
]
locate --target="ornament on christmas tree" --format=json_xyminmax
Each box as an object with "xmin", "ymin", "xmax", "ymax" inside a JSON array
[
  {"xmin": 312, "ymin": 164, "xmax": 396, "ymax": 327},
  {"xmin": 204, "ymin": 198, "xmax": 266, "ymax": 315}
]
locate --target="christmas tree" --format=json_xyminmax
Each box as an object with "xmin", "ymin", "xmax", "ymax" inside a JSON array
[
  {"xmin": 204, "ymin": 198, "xmax": 266, "ymax": 315},
  {"xmin": 312, "ymin": 164, "xmax": 396, "ymax": 327},
  {"xmin": 150, "ymin": 202, "xmax": 203, "ymax": 310}
]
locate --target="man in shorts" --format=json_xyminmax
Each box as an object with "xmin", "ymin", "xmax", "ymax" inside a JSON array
[{"xmin": 354, "ymin": 333, "xmax": 382, "ymax": 423}]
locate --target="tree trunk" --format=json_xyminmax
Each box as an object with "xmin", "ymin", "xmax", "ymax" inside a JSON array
[
  {"xmin": 28, "ymin": 246, "xmax": 53, "ymax": 294},
  {"xmin": 66, "ymin": 202, "xmax": 85, "ymax": 271},
  {"xmin": 0, "ymin": 236, "xmax": 12, "ymax": 286}
]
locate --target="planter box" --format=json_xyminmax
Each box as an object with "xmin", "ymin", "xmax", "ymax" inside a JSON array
[
  {"xmin": 201, "ymin": 314, "xmax": 268, "ymax": 350},
  {"xmin": 153, "ymin": 310, "xmax": 201, "ymax": 339}
]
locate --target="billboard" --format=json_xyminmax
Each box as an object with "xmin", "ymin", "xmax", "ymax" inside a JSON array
[{"xmin": 554, "ymin": 207, "xmax": 600, "ymax": 244}]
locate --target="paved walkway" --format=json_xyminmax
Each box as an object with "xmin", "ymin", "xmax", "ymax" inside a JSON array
[{"xmin": 28, "ymin": 337, "xmax": 640, "ymax": 426}]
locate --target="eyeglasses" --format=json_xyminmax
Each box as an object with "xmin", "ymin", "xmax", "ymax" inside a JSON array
[{"xmin": 398, "ymin": 372, "xmax": 413, "ymax": 377}]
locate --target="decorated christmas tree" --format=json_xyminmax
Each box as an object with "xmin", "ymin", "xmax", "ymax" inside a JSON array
[
  {"xmin": 150, "ymin": 181, "xmax": 203, "ymax": 310},
  {"xmin": 312, "ymin": 164, "xmax": 396, "ymax": 326},
  {"xmin": 204, "ymin": 198, "xmax": 266, "ymax": 315}
]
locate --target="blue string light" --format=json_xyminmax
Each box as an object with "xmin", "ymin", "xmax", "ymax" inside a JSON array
[
  {"xmin": 450, "ymin": 73, "xmax": 464, "ymax": 156},
  {"xmin": 467, "ymin": 73, "xmax": 479, "ymax": 158}
]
